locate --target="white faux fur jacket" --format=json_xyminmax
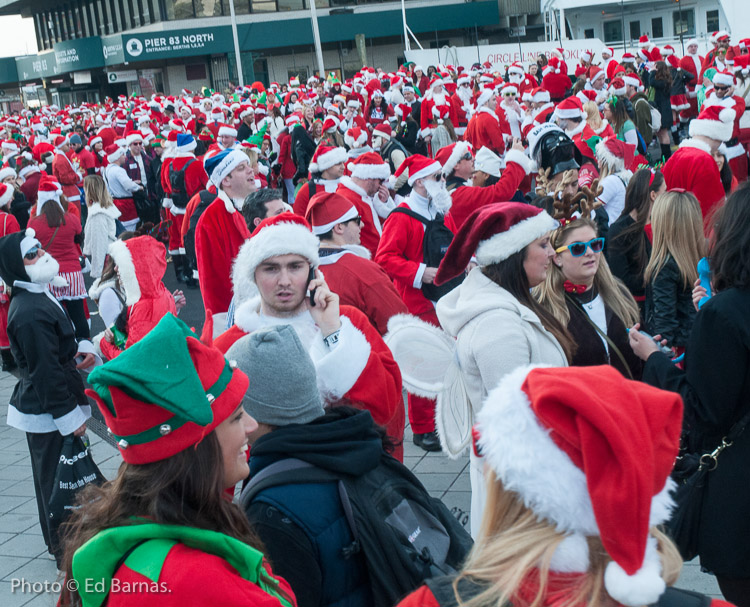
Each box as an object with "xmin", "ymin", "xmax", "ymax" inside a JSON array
[{"xmin": 83, "ymin": 203, "xmax": 121, "ymax": 278}]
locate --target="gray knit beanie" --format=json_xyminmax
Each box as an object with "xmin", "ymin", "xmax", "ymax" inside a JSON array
[{"xmin": 225, "ymin": 325, "xmax": 324, "ymax": 426}]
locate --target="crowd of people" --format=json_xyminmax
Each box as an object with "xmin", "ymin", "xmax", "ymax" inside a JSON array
[{"xmin": 0, "ymin": 26, "xmax": 748, "ymax": 607}]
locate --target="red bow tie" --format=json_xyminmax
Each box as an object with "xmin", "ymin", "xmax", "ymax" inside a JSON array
[{"xmin": 564, "ymin": 281, "xmax": 588, "ymax": 294}]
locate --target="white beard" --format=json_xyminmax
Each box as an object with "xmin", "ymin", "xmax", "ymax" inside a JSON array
[
  {"xmin": 457, "ymin": 87, "xmax": 473, "ymax": 103},
  {"xmin": 432, "ymin": 91, "xmax": 447, "ymax": 106},
  {"xmin": 509, "ymin": 73, "xmax": 523, "ymax": 84},
  {"xmin": 25, "ymin": 253, "xmax": 60, "ymax": 285},
  {"xmin": 424, "ymin": 179, "xmax": 452, "ymax": 214}
]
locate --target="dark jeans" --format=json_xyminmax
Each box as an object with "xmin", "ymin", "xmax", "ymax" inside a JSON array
[{"xmin": 62, "ymin": 299, "xmax": 90, "ymax": 340}]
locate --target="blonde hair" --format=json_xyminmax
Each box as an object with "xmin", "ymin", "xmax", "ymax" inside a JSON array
[
  {"xmin": 583, "ymin": 101, "xmax": 602, "ymax": 130},
  {"xmin": 644, "ymin": 191, "xmax": 706, "ymax": 289},
  {"xmin": 534, "ymin": 218, "xmax": 640, "ymax": 327},
  {"xmin": 454, "ymin": 470, "xmax": 682, "ymax": 607},
  {"xmin": 83, "ymin": 174, "xmax": 114, "ymax": 209}
]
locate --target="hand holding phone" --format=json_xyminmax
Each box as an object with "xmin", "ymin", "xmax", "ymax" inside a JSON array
[{"xmin": 307, "ymin": 267, "xmax": 317, "ymax": 307}]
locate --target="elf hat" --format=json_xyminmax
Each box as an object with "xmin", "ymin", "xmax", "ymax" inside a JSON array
[
  {"xmin": 305, "ymin": 191, "xmax": 359, "ymax": 235},
  {"xmin": 372, "ymin": 122, "xmax": 392, "ymax": 141},
  {"xmin": 36, "ymin": 174, "xmax": 64, "ymax": 215},
  {"xmin": 308, "ymin": 145, "xmax": 347, "ymax": 173},
  {"xmin": 435, "ymin": 141, "xmax": 473, "ymax": 177},
  {"xmin": 106, "ymin": 144, "xmax": 125, "ymax": 164},
  {"xmin": 393, "ymin": 154, "xmax": 442, "ymax": 186},
  {"xmin": 689, "ymin": 101, "xmax": 737, "ymax": 142},
  {"xmin": 347, "ymin": 151, "xmax": 391, "ymax": 180},
  {"xmin": 175, "ymin": 133, "xmax": 197, "ymax": 153},
  {"xmin": 473, "ymin": 146, "xmax": 503, "ymax": 178},
  {"xmin": 474, "ymin": 364, "xmax": 682, "ymax": 607},
  {"xmin": 204, "ymin": 148, "xmax": 249, "ymax": 189},
  {"xmin": 435, "ymin": 203, "xmax": 556, "ymax": 285},
  {"xmin": 218, "ymin": 123, "xmax": 238, "ymax": 138},
  {"xmin": 712, "ymin": 70, "xmax": 735, "ymax": 88},
  {"xmin": 87, "ymin": 314, "xmax": 249, "ymax": 465},
  {"xmin": 344, "ymin": 127, "xmax": 368, "ymax": 149},
  {"xmin": 553, "ymin": 96, "xmax": 585, "ymax": 121},
  {"xmin": 232, "ymin": 212, "xmax": 319, "ymax": 284},
  {"xmin": 596, "ymin": 136, "xmax": 635, "ymax": 172}
]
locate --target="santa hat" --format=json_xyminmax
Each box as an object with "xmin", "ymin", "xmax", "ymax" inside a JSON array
[
  {"xmin": 456, "ymin": 73, "xmax": 471, "ymax": 86},
  {"xmin": 204, "ymin": 148, "xmax": 249, "ymax": 189},
  {"xmin": 713, "ymin": 30, "xmax": 730, "ymax": 43},
  {"xmin": 473, "ymin": 146, "xmax": 503, "ymax": 178},
  {"xmin": 210, "ymin": 108, "xmax": 225, "ymax": 122},
  {"xmin": 609, "ymin": 77, "xmax": 627, "ymax": 96},
  {"xmin": 542, "ymin": 57, "xmax": 562, "ymax": 77},
  {"xmin": 689, "ymin": 101, "xmax": 737, "ymax": 142},
  {"xmin": 233, "ymin": 213, "xmax": 319, "ymax": 284},
  {"xmin": 530, "ymin": 88, "xmax": 551, "ymax": 104},
  {"xmin": 712, "ymin": 70, "xmax": 735, "ymax": 88},
  {"xmin": 105, "ymin": 144, "xmax": 125, "ymax": 164},
  {"xmin": 372, "ymin": 123, "xmax": 392, "ymax": 141},
  {"xmin": 1, "ymin": 139, "xmax": 18, "ymax": 153},
  {"xmin": 637, "ymin": 49, "xmax": 650, "ymax": 62},
  {"xmin": 0, "ymin": 182, "xmax": 13, "ymax": 208},
  {"xmin": 305, "ymin": 192, "xmax": 359, "ymax": 235},
  {"xmin": 125, "ymin": 130, "xmax": 143, "ymax": 146},
  {"xmin": 321, "ymin": 116, "xmax": 340, "ymax": 132},
  {"xmin": 580, "ymin": 50, "xmax": 593, "ymax": 63},
  {"xmin": 435, "ymin": 141, "xmax": 473, "ymax": 177},
  {"xmin": 553, "ymin": 97, "xmax": 585, "ymax": 121},
  {"xmin": 344, "ymin": 127, "xmax": 368, "ymax": 149},
  {"xmin": 596, "ymin": 137, "xmax": 635, "ymax": 172},
  {"xmin": 474, "ymin": 85, "xmax": 495, "ymax": 110},
  {"xmin": 218, "ymin": 124, "xmax": 238, "ymax": 138},
  {"xmin": 686, "ymin": 38, "xmax": 699, "ymax": 48},
  {"xmin": 739, "ymin": 38, "xmax": 750, "ymax": 51},
  {"xmin": 87, "ymin": 313, "xmax": 248, "ymax": 464},
  {"xmin": 53, "ymin": 135, "xmax": 68, "ymax": 149},
  {"xmin": 428, "ymin": 77, "xmax": 444, "ymax": 91},
  {"xmin": 36, "ymin": 174, "xmax": 64, "ymax": 215},
  {"xmin": 394, "ymin": 103, "xmax": 412, "ymax": 126},
  {"xmin": 0, "ymin": 166, "xmax": 16, "ymax": 183},
  {"xmin": 588, "ymin": 66, "xmax": 606, "ymax": 85},
  {"xmin": 507, "ymin": 63, "xmax": 525, "ymax": 76},
  {"xmin": 622, "ymin": 74, "xmax": 642, "ymax": 90},
  {"xmin": 500, "ymin": 84, "xmax": 519, "ymax": 97},
  {"xmin": 393, "ymin": 154, "xmax": 442, "ymax": 186},
  {"xmin": 347, "ymin": 151, "xmax": 390, "ymax": 180},
  {"xmin": 308, "ymin": 145, "xmax": 347, "ymax": 173},
  {"xmin": 602, "ymin": 47, "xmax": 614, "ymax": 58},
  {"xmin": 576, "ymin": 90, "xmax": 597, "ymax": 104},
  {"xmin": 661, "ymin": 45, "xmax": 675, "ymax": 57},
  {"xmin": 734, "ymin": 55, "xmax": 750, "ymax": 76},
  {"xmin": 551, "ymin": 48, "xmax": 565, "ymax": 60},
  {"xmin": 88, "ymin": 135, "xmax": 102, "ymax": 148},
  {"xmin": 638, "ymin": 35, "xmax": 650, "ymax": 48},
  {"xmin": 435, "ymin": 203, "xmax": 557, "ymax": 285},
  {"xmin": 621, "ymin": 53, "xmax": 636, "ymax": 64},
  {"xmin": 474, "ymin": 364, "xmax": 682, "ymax": 607},
  {"xmin": 175, "ymin": 133, "xmax": 197, "ymax": 153}
]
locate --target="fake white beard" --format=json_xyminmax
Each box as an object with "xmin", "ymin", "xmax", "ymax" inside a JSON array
[
  {"xmin": 432, "ymin": 91, "xmax": 447, "ymax": 105},
  {"xmin": 371, "ymin": 136, "xmax": 383, "ymax": 151},
  {"xmin": 25, "ymin": 253, "xmax": 60, "ymax": 285},
  {"xmin": 457, "ymin": 86, "xmax": 473, "ymax": 103},
  {"xmin": 423, "ymin": 179, "xmax": 452, "ymax": 214},
  {"xmin": 509, "ymin": 73, "xmax": 523, "ymax": 84}
]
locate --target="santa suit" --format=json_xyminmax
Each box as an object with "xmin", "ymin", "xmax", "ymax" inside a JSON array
[
  {"xmin": 292, "ymin": 177, "xmax": 340, "ymax": 216},
  {"xmin": 680, "ymin": 52, "xmax": 704, "ymax": 120},
  {"xmin": 464, "ymin": 107, "xmax": 506, "ymax": 156},
  {"xmin": 500, "ymin": 102, "xmax": 524, "ymax": 140},
  {"xmin": 52, "ymin": 150, "xmax": 82, "ymax": 208},
  {"xmin": 603, "ymin": 57, "xmax": 618, "ymax": 81},
  {"xmin": 335, "ymin": 177, "xmax": 392, "ymax": 257},
  {"xmin": 194, "ymin": 190, "xmax": 251, "ymax": 315},
  {"xmin": 161, "ymin": 153, "xmax": 210, "ymax": 254},
  {"xmin": 445, "ymin": 149, "xmax": 530, "ymax": 231},
  {"xmin": 215, "ymin": 301, "xmax": 404, "ymax": 461},
  {"xmin": 521, "ymin": 103, "xmax": 555, "ymax": 139},
  {"xmin": 542, "ymin": 73, "xmax": 571, "ymax": 101},
  {"xmin": 723, "ymin": 94, "xmax": 748, "ymax": 182},
  {"xmin": 449, "ymin": 92, "xmax": 472, "ymax": 137},
  {"xmin": 0, "ymin": 211, "xmax": 20, "ymax": 352},
  {"xmin": 420, "ymin": 91, "xmax": 457, "ymax": 138},
  {"xmin": 662, "ymin": 139, "xmax": 725, "ymax": 230},
  {"xmin": 104, "ymin": 163, "xmax": 141, "ymax": 229}
]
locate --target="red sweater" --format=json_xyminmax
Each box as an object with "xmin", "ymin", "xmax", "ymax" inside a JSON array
[{"xmin": 28, "ymin": 214, "xmax": 82, "ymax": 273}]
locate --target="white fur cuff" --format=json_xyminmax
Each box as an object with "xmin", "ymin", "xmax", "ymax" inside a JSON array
[
  {"xmin": 311, "ymin": 316, "xmax": 370, "ymax": 402},
  {"xmin": 504, "ymin": 148, "xmax": 532, "ymax": 175}
]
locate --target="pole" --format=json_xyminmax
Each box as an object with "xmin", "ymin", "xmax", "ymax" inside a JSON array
[
  {"xmin": 401, "ymin": 0, "xmax": 410, "ymax": 52},
  {"xmin": 475, "ymin": 24, "xmax": 480, "ymax": 63},
  {"xmin": 228, "ymin": 0, "xmax": 244, "ymax": 87},
  {"xmin": 621, "ymin": 0, "xmax": 627, "ymax": 52},
  {"xmin": 309, "ymin": 0, "xmax": 326, "ymax": 79},
  {"xmin": 678, "ymin": 0, "xmax": 684, "ymax": 55}
]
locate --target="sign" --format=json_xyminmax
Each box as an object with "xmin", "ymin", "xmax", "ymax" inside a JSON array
[
  {"xmin": 73, "ymin": 71, "xmax": 92, "ymax": 85},
  {"xmin": 123, "ymin": 27, "xmax": 231, "ymax": 61},
  {"xmin": 107, "ymin": 69, "xmax": 138, "ymax": 83},
  {"xmin": 17, "ymin": 37, "xmax": 104, "ymax": 80},
  {"xmin": 102, "ymin": 35, "xmax": 125, "ymax": 66},
  {"xmin": 509, "ymin": 26, "xmax": 526, "ymax": 37}
]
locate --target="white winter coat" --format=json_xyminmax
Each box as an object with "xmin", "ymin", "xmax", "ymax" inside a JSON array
[{"xmin": 83, "ymin": 203, "xmax": 120, "ymax": 278}]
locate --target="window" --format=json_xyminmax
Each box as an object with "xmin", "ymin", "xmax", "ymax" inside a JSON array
[
  {"xmin": 603, "ymin": 20, "xmax": 623, "ymax": 44},
  {"xmin": 186, "ymin": 63, "xmax": 207, "ymax": 80},
  {"xmin": 289, "ymin": 67, "xmax": 308, "ymax": 84},
  {"xmin": 629, "ymin": 21, "xmax": 640, "ymax": 41},
  {"xmin": 194, "ymin": 0, "xmax": 223, "ymax": 17},
  {"xmin": 252, "ymin": 0, "xmax": 276, "ymax": 11},
  {"xmin": 164, "ymin": 0, "xmax": 195, "ymax": 19},
  {"xmin": 673, "ymin": 8, "xmax": 695, "ymax": 37},
  {"xmin": 278, "ymin": 0, "xmax": 303, "ymax": 11},
  {"xmin": 651, "ymin": 17, "xmax": 663, "ymax": 38},
  {"xmin": 706, "ymin": 9, "xmax": 719, "ymax": 32},
  {"xmin": 584, "ymin": 28, "xmax": 594, "ymax": 39}
]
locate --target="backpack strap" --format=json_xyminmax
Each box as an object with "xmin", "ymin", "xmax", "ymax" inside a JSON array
[
  {"xmin": 389, "ymin": 206, "xmax": 427, "ymax": 224},
  {"xmin": 308, "ymin": 180, "xmax": 317, "ymax": 200},
  {"xmin": 425, "ymin": 575, "xmax": 488, "ymax": 607},
  {"xmin": 239, "ymin": 458, "xmax": 339, "ymax": 509},
  {"xmin": 654, "ymin": 587, "xmax": 711, "ymax": 607}
]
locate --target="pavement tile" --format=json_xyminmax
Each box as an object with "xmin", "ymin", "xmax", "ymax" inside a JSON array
[
  {"xmin": 0, "ymin": 555, "xmax": 33, "ymax": 580},
  {"xmin": 417, "ymin": 473, "xmax": 461, "ymax": 493},
  {"xmin": 413, "ymin": 455, "xmax": 468, "ymax": 474},
  {"xmin": 7, "ymin": 498, "xmax": 42, "ymax": 517},
  {"xmin": 0, "ymin": 466, "xmax": 33, "ymax": 482},
  {"xmin": 0, "ymin": 495, "xmax": 34, "ymax": 514},
  {"xmin": 3, "ymin": 480, "xmax": 36, "ymax": 498},
  {"xmin": 1, "ymin": 557, "xmax": 58, "ymax": 585},
  {"xmin": 0, "ymin": 534, "xmax": 47, "ymax": 559},
  {"xmin": 0, "ymin": 513, "xmax": 39, "ymax": 534}
]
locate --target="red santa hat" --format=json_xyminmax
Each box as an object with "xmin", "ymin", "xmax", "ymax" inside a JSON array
[
  {"xmin": 233, "ymin": 213, "xmax": 319, "ymax": 284},
  {"xmin": 36, "ymin": 174, "xmax": 64, "ymax": 215},
  {"xmin": 507, "ymin": 62, "xmax": 525, "ymax": 76},
  {"xmin": 638, "ymin": 35, "xmax": 650, "ymax": 48},
  {"xmin": 734, "ymin": 55, "xmax": 750, "ymax": 76},
  {"xmin": 105, "ymin": 144, "xmax": 125, "ymax": 164},
  {"xmin": 686, "ymin": 38, "xmax": 699, "ymax": 48},
  {"xmin": 622, "ymin": 74, "xmax": 643, "ymax": 90},
  {"xmin": 636, "ymin": 48, "xmax": 650, "ymax": 62},
  {"xmin": 530, "ymin": 88, "xmax": 551, "ymax": 104},
  {"xmin": 125, "ymin": 130, "xmax": 143, "ymax": 146},
  {"xmin": 305, "ymin": 192, "xmax": 359, "ymax": 235},
  {"xmin": 435, "ymin": 141, "xmax": 473, "ymax": 177},
  {"xmin": 661, "ymin": 45, "xmax": 675, "ymax": 57},
  {"xmin": 321, "ymin": 116, "xmax": 340, "ymax": 133},
  {"xmin": 393, "ymin": 154, "xmax": 442, "ymax": 186},
  {"xmin": 576, "ymin": 90, "xmax": 597, "ymax": 104},
  {"xmin": 344, "ymin": 127, "xmax": 368, "ymax": 149},
  {"xmin": 588, "ymin": 66, "xmax": 606, "ymax": 85},
  {"xmin": 394, "ymin": 103, "xmax": 412, "ymax": 126},
  {"xmin": 602, "ymin": 47, "xmax": 614, "ymax": 58},
  {"xmin": 435, "ymin": 203, "xmax": 557, "ymax": 285},
  {"xmin": 218, "ymin": 123, "xmax": 238, "ymax": 138},
  {"xmin": 88, "ymin": 135, "xmax": 102, "ymax": 148},
  {"xmin": 688, "ymin": 101, "xmax": 737, "ymax": 142},
  {"xmin": 455, "ymin": 72, "xmax": 471, "ymax": 86},
  {"xmin": 372, "ymin": 122, "xmax": 392, "ymax": 141},
  {"xmin": 712, "ymin": 70, "xmax": 735, "ymax": 88},
  {"xmin": 473, "ymin": 364, "xmax": 682, "ymax": 607},
  {"xmin": 309, "ymin": 145, "xmax": 347, "ymax": 173},
  {"xmin": 551, "ymin": 48, "xmax": 565, "ymax": 60},
  {"xmin": 739, "ymin": 38, "xmax": 750, "ymax": 51},
  {"xmin": 621, "ymin": 53, "xmax": 636, "ymax": 65},
  {"xmin": 53, "ymin": 135, "xmax": 68, "ymax": 149},
  {"xmin": 713, "ymin": 30, "xmax": 730, "ymax": 43},
  {"xmin": 500, "ymin": 83, "xmax": 519, "ymax": 97},
  {"xmin": 553, "ymin": 96, "xmax": 585, "ymax": 121},
  {"xmin": 473, "ymin": 84, "xmax": 496, "ymax": 110},
  {"xmin": 210, "ymin": 107, "xmax": 225, "ymax": 122},
  {"xmin": 347, "ymin": 151, "xmax": 391, "ymax": 180},
  {"xmin": 428, "ymin": 77, "xmax": 444, "ymax": 91},
  {"xmin": 596, "ymin": 137, "xmax": 635, "ymax": 172},
  {"xmin": 580, "ymin": 49, "xmax": 593, "ymax": 63},
  {"xmin": 542, "ymin": 57, "xmax": 562, "ymax": 77},
  {"xmin": 0, "ymin": 182, "xmax": 14, "ymax": 208},
  {"xmin": 609, "ymin": 77, "xmax": 627, "ymax": 96}
]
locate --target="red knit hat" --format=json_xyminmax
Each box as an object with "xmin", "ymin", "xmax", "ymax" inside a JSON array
[
  {"xmin": 392, "ymin": 154, "xmax": 442, "ymax": 186},
  {"xmin": 87, "ymin": 314, "xmax": 249, "ymax": 465},
  {"xmin": 308, "ymin": 145, "xmax": 347, "ymax": 173},
  {"xmin": 435, "ymin": 203, "xmax": 557, "ymax": 285},
  {"xmin": 305, "ymin": 192, "xmax": 358, "ymax": 235},
  {"xmin": 347, "ymin": 151, "xmax": 391, "ymax": 180},
  {"xmin": 474, "ymin": 364, "xmax": 682, "ymax": 606}
]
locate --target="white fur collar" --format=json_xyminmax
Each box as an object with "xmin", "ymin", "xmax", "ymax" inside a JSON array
[
  {"xmin": 217, "ymin": 188, "xmax": 242, "ymax": 213},
  {"xmin": 314, "ymin": 177, "xmax": 341, "ymax": 192},
  {"xmin": 477, "ymin": 106, "xmax": 499, "ymax": 122},
  {"xmin": 566, "ymin": 120, "xmax": 586, "ymax": 138},
  {"xmin": 87, "ymin": 202, "xmax": 121, "ymax": 219},
  {"xmin": 339, "ymin": 175, "xmax": 368, "ymax": 198},
  {"xmin": 533, "ymin": 102, "xmax": 554, "ymax": 120},
  {"xmin": 593, "ymin": 119, "xmax": 610, "ymax": 135},
  {"xmin": 679, "ymin": 138, "xmax": 713, "ymax": 154},
  {"xmin": 233, "ymin": 296, "xmax": 320, "ymax": 348}
]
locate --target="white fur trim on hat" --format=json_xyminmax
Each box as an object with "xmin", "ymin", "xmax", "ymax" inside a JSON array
[
  {"xmin": 475, "ymin": 211, "xmax": 557, "ymax": 265},
  {"xmin": 689, "ymin": 105, "xmax": 737, "ymax": 142},
  {"xmin": 595, "ymin": 139, "xmax": 625, "ymax": 172},
  {"xmin": 218, "ymin": 125, "xmax": 238, "ymax": 138},
  {"xmin": 309, "ymin": 146, "xmax": 348, "ymax": 173},
  {"xmin": 604, "ymin": 536, "xmax": 665, "ymax": 607},
  {"xmin": 348, "ymin": 161, "xmax": 391, "ymax": 181},
  {"xmin": 475, "ymin": 87, "xmax": 495, "ymax": 110},
  {"xmin": 441, "ymin": 141, "xmax": 472, "ymax": 176},
  {"xmin": 712, "ymin": 72, "xmax": 735, "ymax": 87},
  {"xmin": 233, "ymin": 221, "xmax": 320, "ymax": 284},
  {"xmin": 344, "ymin": 130, "xmax": 368, "ymax": 149},
  {"xmin": 408, "ymin": 160, "xmax": 442, "ymax": 186},
  {"xmin": 176, "ymin": 138, "xmax": 197, "ymax": 153},
  {"xmin": 0, "ymin": 184, "xmax": 13, "ymax": 208},
  {"xmin": 503, "ymin": 148, "xmax": 532, "ymax": 175},
  {"xmin": 211, "ymin": 150, "xmax": 249, "ymax": 189},
  {"xmin": 554, "ymin": 106, "xmax": 585, "ymax": 120},
  {"xmin": 107, "ymin": 146, "xmax": 125, "ymax": 163},
  {"xmin": 0, "ymin": 166, "xmax": 16, "ymax": 182},
  {"xmin": 107, "ymin": 239, "xmax": 141, "ymax": 306},
  {"xmin": 311, "ymin": 205, "xmax": 359, "ymax": 235},
  {"xmin": 125, "ymin": 132, "xmax": 143, "ymax": 145}
]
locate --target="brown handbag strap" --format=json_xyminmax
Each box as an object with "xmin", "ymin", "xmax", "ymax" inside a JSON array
[{"xmin": 43, "ymin": 225, "xmax": 61, "ymax": 251}]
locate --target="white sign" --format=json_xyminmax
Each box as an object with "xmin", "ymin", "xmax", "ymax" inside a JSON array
[
  {"xmin": 107, "ymin": 70, "xmax": 138, "ymax": 83},
  {"xmin": 73, "ymin": 71, "xmax": 91, "ymax": 85}
]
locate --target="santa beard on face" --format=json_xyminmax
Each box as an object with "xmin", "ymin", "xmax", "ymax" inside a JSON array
[
  {"xmin": 457, "ymin": 86, "xmax": 473, "ymax": 103},
  {"xmin": 423, "ymin": 178, "xmax": 452, "ymax": 214},
  {"xmin": 25, "ymin": 252, "xmax": 60, "ymax": 285},
  {"xmin": 508, "ymin": 73, "xmax": 523, "ymax": 85}
]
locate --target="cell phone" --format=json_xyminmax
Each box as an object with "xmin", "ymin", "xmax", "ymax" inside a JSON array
[{"xmin": 307, "ymin": 267, "xmax": 317, "ymax": 307}]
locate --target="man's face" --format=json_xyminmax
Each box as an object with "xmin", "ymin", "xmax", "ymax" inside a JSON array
[
  {"xmin": 60, "ymin": 143, "xmax": 70, "ymax": 154},
  {"xmin": 337, "ymin": 217, "xmax": 362, "ymax": 245},
  {"xmin": 592, "ymin": 77, "xmax": 605, "ymax": 91},
  {"xmin": 219, "ymin": 134, "xmax": 235, "ymax": 148},
  {"xmin": 403, "ymin": 89, "xmax": 415, "ymax": 103},
  {"xmin": 255, "ymin": 254, "xmax": 310, "ymax": 315},
  {"xmin": 262, "ymin": 198, "xmax": 286, "ymax": 220},
  {"xmin": 454, "ymin": 154, "xmax": 475, "ymax": 180},
  {"xmin": 324, "ymin": 162, "xmax": 345, "ymax": 180},
  {"xmin": 714, "ymin": 83, "xmax": 733, "ymax": 99},
  {"xmin": 688, "ymin": 43, "xmax": 698, "ymax": 55},
  {"xmin": 129, "ymin": 141, "xmax": 143, "ymax": 156},
  {"xmin": 180, "ymin": 108, "xmax": 192, "ymax": 120},
  {"xmin": 486, "ymin": 94, "xmax": 497, "ymax": 111},
  {"xmin": 626, "ymin": 84, "xmax": 637, "ymax": 98},
  {"xmin": 360, "ymin": 177, "xmax": 383, "ymax": 197},
  {"xmin": 222, "ymin": 160, "xmax": 255, "ymax": 198}
]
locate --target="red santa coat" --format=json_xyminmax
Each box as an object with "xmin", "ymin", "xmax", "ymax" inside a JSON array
[
  {"xmin": 449, "ymin": 93, "xmax": 471, "ymax": 135},
  {"xmin": 292, "ymin": 178, "xmax": 340, "ymax": 216},
  {"xmin": 0, "ymin": 211, "xmax": 19, "ymax": 349},
  {"xmin": 195, "ymin": 192, "xmax": 251, "ymax": 314},
  {"xmin": 662, "ymin": 139, "xmax": 725, "ymax": 228},
  {"xmin": 277, "ymin": 131, "xmax": 296, "ymax": 180},
  {"xmin": 335, "ymin": 179, "xmax": 383, "ymax": 258},
  {"xmin": 464, "ymin": 107, "xmax": 506, "ymax": 155},
  {"xmin": 542, "ymin": 73, "xmax": 572, "ymax": 101},
  {"xmin": 19, "ymin": 169, "xmax": 41, "ymax": 206},
  {"xmin": 52, "ymin": 151, "xmax": 82, "ymax": 205},
  {"xmin": 215, "ymin": 303, "xmax": 404, "ymax": 461},
  {"xmin": 420, "ymin": 93, "xmax": 458, "ymax": 137},
  {"xmin": 445, "ymin": 149, "xmax": 530, "ymax": 230}
]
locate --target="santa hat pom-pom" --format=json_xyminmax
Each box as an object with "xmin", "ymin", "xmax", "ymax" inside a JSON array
[
  {"xmin": 25, "ymin": 228, "xmax": 35, "ymax": 238},
  {"xmin": 438, "ymin": 119, "xmax": 444, "ymax": 124},
  {"xmin": 603, "ymin": 537, "xmax": 665, "ymax": 607},
  {"xmin": 718, "ymin": 107, "xmax": 737, "ymax": 124}
]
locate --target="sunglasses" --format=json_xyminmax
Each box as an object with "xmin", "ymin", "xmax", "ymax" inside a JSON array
[
  {"xmin": 429, "ymin": 173, "xmax": 443, "ymax": 181},
  {"xmin": 460, "ymin": 152, "xmax": 473, "ymax": 161},
  {"xmin": 503, "ymin": 92, "xmax": 517, "ymax": 97},
  {"xmin": 131, "ymin": 141, "xmax": 143, "ymax": 146},
  {"xmin": 714, "ymin": 85, "xmax": 730, "ymax": 92},
  {"xmin": 345, "ymin": 215, "xmax": 362, "ymax": 226},
  {"xmin": 24, "ymin": 245, "xmax": 41, "ymax": 260},
  {"xmin": 555, "ymin": 237, "xmax": 605, "ymax": 257}
]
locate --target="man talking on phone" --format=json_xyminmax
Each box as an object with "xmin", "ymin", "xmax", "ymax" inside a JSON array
[{"xmin": 214, "ymin": 212, "xmax": 405, "ymax": 460}]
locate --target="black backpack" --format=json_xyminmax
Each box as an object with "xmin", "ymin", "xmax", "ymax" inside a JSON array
[
  {"xmin": 240, "ymin": 456, "xmax": 473, "ymax": 607},
  {"xmin": 183, "ymin": 189, "xmax": 218, "ymax": 271},
  {"xmin": 389, "ymin": 207, "xmax": 464, "ymax": 301},
  {"xmin": 169, "ymin": 158, "xmax": 196, "ymax": 208}
]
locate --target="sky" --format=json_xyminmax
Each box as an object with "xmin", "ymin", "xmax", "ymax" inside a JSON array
[{"xmin": 0, "ymin": 15, "xmax": 38, "ymax": 58}]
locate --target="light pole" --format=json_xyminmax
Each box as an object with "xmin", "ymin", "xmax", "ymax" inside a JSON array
[
  {"xmin": 228, "ymin": 0, "xmax": 244, "ymax": 87},
  {"xmin": 309, "ymin": 0, "xmax": 326, "ymax": 79}
]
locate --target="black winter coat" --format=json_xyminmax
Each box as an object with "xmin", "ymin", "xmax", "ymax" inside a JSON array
[
  {"xmin": 644, "ymin": 256, "xmax": 696, "ymax": 348},
  {"xmin": 607, "ymin": 214, "xmax": 651, "ymax": 305},
  {"xmin": 642, "ymin": 287, "xmax": 750, "ymax": 577},
  {"xmin": 648, "ymin": 73, "xmax": 673, "ymax": 130}
]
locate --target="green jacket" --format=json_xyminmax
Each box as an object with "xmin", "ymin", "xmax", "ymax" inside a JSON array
[{"xmin": 630, "ymin": 92, "xmax": 654, "ymax": 146}]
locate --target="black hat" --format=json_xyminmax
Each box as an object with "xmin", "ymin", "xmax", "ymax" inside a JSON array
[{"xmin": 0, "ymin": 228, "xmax": 37, "ymax": 286}]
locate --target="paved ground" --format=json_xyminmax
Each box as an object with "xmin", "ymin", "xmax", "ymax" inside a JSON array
[{"xmin": 0, "ymin": 366, "xmax": 725, "ymax": 605}]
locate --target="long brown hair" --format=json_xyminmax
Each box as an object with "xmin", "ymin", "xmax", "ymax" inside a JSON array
[
  {"xmin": 652, "ymin": 60, "xmax": 673, "ymax": 89},
  {"xmin": 40, "ymin": 194, "xmax": 69, "ymax": 228},
  {"xmin": 710, "ymin": 182, "xmax": 750, "ymax": 291},
  {"xmin": 482, "ymin": 248, "xmax": 575, "ymax": 361},
  {"xmin": 58, "ymin": 431, "xmax": 273, "ymax": 607}
]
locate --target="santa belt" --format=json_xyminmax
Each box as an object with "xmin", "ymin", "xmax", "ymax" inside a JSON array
[{"xmin": 725, "ymin": 137, "xmax": 739, "ymax": 147}]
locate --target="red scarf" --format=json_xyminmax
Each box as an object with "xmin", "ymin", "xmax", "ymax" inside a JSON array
[
  {"xmin": 563, "ymin": 281, "xmax": 588, "ymax": 294},
  {"xmin": 513, "ymin": 570, "xmax": 591, "ymax": 607}
]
